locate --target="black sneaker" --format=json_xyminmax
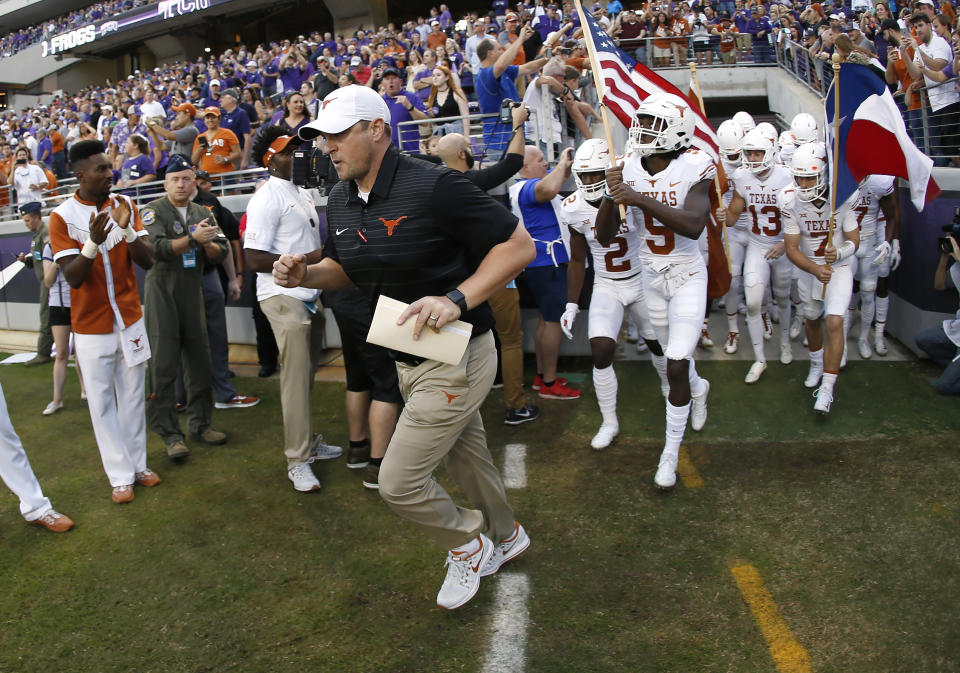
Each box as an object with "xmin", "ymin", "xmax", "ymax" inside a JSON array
[
  {"xmin": 362, "ymin": 463, "xmax": 380, "ymax": 490},
  {"xmin": 504, "ymin": 404, "xmax": 539, "ymax": 425},
  {"xmin": 346, "ymin": 443, "xmax": 371, "ymax": 469}
]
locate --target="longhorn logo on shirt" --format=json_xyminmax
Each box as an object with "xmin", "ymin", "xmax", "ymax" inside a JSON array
[
  {"xmin": 442, "ymin": 390, "xmax": 461, "ymax": 404},
  {"xmin": 379, "ymin": 215, "xmax": 408, "ymax": 236}
]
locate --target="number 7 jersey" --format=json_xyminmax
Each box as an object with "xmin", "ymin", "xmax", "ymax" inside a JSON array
[
  {"xmin": 780, "ymin": 187, "xmax": 858, "ymax": 266},
  {"xmin": 620, "ymin": 149, "xmax": 717, "ymax": 265},
  {"xmin": 558, "ymin": 191, "xmax": 641, "ymax": 280}
]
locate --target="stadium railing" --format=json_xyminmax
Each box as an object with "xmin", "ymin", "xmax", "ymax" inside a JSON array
[
  {"xmin": 775, "ymin": 34, "xmax": 959, "ymax": 166},
  {"xmin": 618, "ymin": 35, "xmax": 781, "ymax": 69}
]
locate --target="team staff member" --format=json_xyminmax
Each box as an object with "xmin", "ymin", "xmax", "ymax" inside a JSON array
[
  {"xmin": 191, "ymin": 107, "xmax": 240, "ymax": 175},
  {"xmin": 141, "ymin": 154, "xmax": 229, "ymax": 460},
  {"xmin": 0, "ymin": 381, "xmax": 74, "ymax": 532},
  {"xmin": 48, "ymin": 140, "xmax": 161, "ymax": 504},
  {"xmin": 15, "ymin": 202, "xmax": 53, "ymax": 367},
  {"xmin": 245, "ymin": 127, "xmax": 341, "ymax": 494},
  {"xmin": 277, "ymin": 85, "xmax": 534, "ymax": 610}
]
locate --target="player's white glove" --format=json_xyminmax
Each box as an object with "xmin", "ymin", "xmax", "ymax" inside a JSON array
[
  {"xmin": 872, "ymin": 239, "xmax": 891, "ymax": 266},
  {"xmin": 560, "ymin": 302, "xmax": 579, "ymax": 340},
  {"xmin": 889, "ymin": 239, "xmax": 902, "ymax": 270}
]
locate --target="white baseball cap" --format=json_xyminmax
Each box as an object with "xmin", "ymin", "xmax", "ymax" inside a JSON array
[{"xmin": 298, "ymin": 85, "xmax": 391, "ymax": 140}]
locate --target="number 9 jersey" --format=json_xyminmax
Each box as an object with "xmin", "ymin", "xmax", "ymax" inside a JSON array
[
  {"xmin": 620, "ymin": 148, "xmax": 717, "ymax": 265},
  {"xmin": 558, "ymin": 190, "xmax": 642, "ymax": 279}
]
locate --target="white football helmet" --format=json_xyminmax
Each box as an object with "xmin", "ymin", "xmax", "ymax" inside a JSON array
[
  {"xmin": 572, "ymin": 138, "xmax": 611, "ymax": 201},
  {"xmin": 790, "ymin": 142, "xmax": 828, "ymax": 202},
  {"xmin": 717, "ymin": 119, "xmax": 745, "ymax": 167},
  {"xmin": 740, "ymin": 126, "xmax": 778, "ymax": 174},
  {"xmin": 732, "ymin": 111, "xmax": 756, "ymax": 133},
  {"xmin": 778, "ymin": 131, "xmax": 796, "ymax": 166},
  {"xmin": 628, "ymin": 93, "xmax": 696, "ymax": 156},
  {"xmin": 790, "ymin": 112, "xmax": 819, "ymax": 144}
]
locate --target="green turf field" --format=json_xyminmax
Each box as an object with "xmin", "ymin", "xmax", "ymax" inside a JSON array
[{"xmin": 0, "ymin": 355, "xmax": 958, "ymax": 673}]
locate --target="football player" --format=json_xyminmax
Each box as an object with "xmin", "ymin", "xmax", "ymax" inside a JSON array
[
  {"xmin": 559, "ymin": 139, "xmax": 669, "ymax": 450},
  {"xmin": 782, "ymin": 142, "xmax": 859, "ymax": 414},
  {"xmin": 599, "ymin": 93, "xmax": 713, "ymax": 490},
  {"xmin": 719, "ymin": 125, "xmax": 794, "ymax": 383},
  {"xmin": 716, "ymin": 119, "xmax": 749, "ymax": 354}
]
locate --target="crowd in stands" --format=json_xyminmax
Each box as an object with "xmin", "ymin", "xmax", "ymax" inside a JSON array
[
  {"xmin": 0, "ymin": 0, "xmax": 156, "ymax": 58},
  {"xmin": 0, "ymin": 0, "xmax": 958, "ymax": 204}
]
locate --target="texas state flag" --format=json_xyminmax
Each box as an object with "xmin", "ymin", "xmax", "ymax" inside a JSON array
[{"xmin": 825, "ymin": 63, "xmax": 940, "ymax": 211}]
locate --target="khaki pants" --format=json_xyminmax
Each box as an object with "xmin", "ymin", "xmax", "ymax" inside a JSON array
[
  {"xmin": 260, "ymin": 294, "xmax": 324, "ymax": 465},
  {"xmin": 380, "ymin": 331, "xmax": 516, "ymax": 549},
  {"xmin": 487, "ymin": 286, "xmax": 526, "ymax": 411}
]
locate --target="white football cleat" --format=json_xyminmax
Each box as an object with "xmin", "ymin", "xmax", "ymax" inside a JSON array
[
  {"xmin": 723, "ymin": 332, "xmax": 740, "ymax": 354},
  {"xmin": 804, "ymin": 360, "xmax": 823, "ymax": 388},
  {"xmin": 690, "ymin": 379, "xmax": 710, "ymax": 431},
  {"xmin": 636, "ymin": 338, "xmax": 649, "ymax": 354},
  {"xmin": 813, "ymin": 386, "xmax": 833, "ymax": 415},
  {"xmin": 625, "ymin": 321, "xmax": 639, "ymax": 344},
  {"xmin": 762, "ymin": 312, "xmax": 773, "ymax": 340},
  {"xmin": 780, "ymin": 343, "xmax": 793, "ymax": 364},
  {"xmin": 744, "ymin": 360, "xmax": 767, "ymax": 384},
  {"xmin": 654, "ymin": 447, "xmax": 679, "ymax": 490},
  {"xmin": 699, "ymin": 329, "xmax": 714, "ymax": 348},
  {"xmin": 590, "ymin": 423, "xmax": 619, "ymax": 450},
  {"xmin": 857, "ymin": 338, "xmax": 872, "ymax": 360},
  {"xmin": 789, "ymin": 314, "xmax": 804, "ymax": 340},
  {"xmin": 874, "ymin": 326, "xmax": 888, "ymax": 356}
]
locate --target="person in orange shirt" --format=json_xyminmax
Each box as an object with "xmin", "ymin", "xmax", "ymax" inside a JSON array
[
  {"xmin": 669, "ymin": 6, "xmax": 690, "ymax": 67},
  {"xmin": 881, "ymin": 19, "xmax": 923, "ymax": 147},
  {"xmin": 48, "ymin": 139, "xmax": 160, "ymax": 505},
  {"xmin": 191, "ymin": 107, "xmax": 240, "ymax": 174},
  {"xmin": 0, "ymin": 143, "xmax": 13, "ymax": 207},
  {"xmin": 49, "ymin": 124, "xmax": 67, "ymax": 179},
  {"xmin": 427, "ymin": 20, "xmax": 448, "ymax": 50}
]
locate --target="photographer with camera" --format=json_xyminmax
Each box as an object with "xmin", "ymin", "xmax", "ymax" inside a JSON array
[
  {"xmin": 7, "ymin": 146, "xmax": 48, "ymax": 205},
  {"xmin": 916, "ymin": 223, "xmax": 960, "ymax": 395}
]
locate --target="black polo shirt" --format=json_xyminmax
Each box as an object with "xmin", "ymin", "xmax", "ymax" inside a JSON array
[{"xmin": 324, "ymin": 145, "xmax": 518, "ymax": 336}]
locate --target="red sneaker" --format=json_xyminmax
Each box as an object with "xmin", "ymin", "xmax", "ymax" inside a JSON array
[
  {"xmin": 532, "ymin": 375, "xmax": 568, "ymax": 391},
  {"xmin": 538, "ymin": 380, "xmax": 581, "ymax": 400}
]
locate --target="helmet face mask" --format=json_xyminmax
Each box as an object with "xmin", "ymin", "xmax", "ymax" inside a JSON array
[
  {"xmin": 790, "ymin": 141, "xmax": 828, "ymax": 202},
  {"xmin": 717, "ymin": 118, "xmax": 745, "ymax": 168},
  {"xmin": 572, "ymin": 138, "xmax": 611, "ymax": 200},
  {"xmin": 627, "ymin": 93, "xmax": 695, "ymax": 157}
]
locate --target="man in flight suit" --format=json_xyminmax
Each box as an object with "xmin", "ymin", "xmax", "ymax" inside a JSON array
[
  {"xmin": 141, "ymin": 154, "xmax": 229, "ymax": 459},
  {"xmin": 16, "ymin": 202, "xmax": 53, "ymax": 366}
]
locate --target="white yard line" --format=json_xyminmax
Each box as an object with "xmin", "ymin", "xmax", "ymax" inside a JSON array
[
  {"xmin": 481, "ymin": 572, "xmax": 531, "ymax": 673},
  {"xmin": 503, "ymin": 443, "xmax": 527, "ymax": 489}
]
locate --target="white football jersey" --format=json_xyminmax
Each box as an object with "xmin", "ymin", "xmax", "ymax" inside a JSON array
[
  {"xmin": 732, "ymin": 165, "xmax": 793, "ymax": 249},
  {"xmin": 559, "ymin": 191, "xmax": 642, "ymax": 280},
  {"xmin": 622, "ymin": 148, "xmax": 717, "ymax": 264},
  {"xmin": 781, "ymin": 187, "xmax": 858, "ymax": 265},
  {"xmin": 850, "ymin": 175, "xmax": 895, "ymax": 240}
]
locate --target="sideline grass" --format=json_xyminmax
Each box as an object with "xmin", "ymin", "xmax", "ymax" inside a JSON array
[{"xmin": 0, "ymin": 355, "xmax": 958, "ymax": 672}]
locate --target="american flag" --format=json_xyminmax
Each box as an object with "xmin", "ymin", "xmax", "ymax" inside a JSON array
[{"xmin": 581, "ymin": 9, "xmax": 720, "ymax": 163}]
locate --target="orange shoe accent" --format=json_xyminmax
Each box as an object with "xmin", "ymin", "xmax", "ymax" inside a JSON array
[
  {"xmin": 135, "ymin": 469, "xmax": 162, "ymax": 487},
  {"xmin": 442, "ymin": 390, "xmax": 461, "ymax": 404},
  {"xmin": 111, "ymin": 485, "xmax": 135, "ymax": 504},
  {"xmin": 29, "ymin": 510, "xmax": 74, "ymax": 533}
]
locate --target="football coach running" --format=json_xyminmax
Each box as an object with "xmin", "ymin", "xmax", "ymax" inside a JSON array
[{"xmin": 273, "ymin": 85, "xmax": 535, "ymax": 610}]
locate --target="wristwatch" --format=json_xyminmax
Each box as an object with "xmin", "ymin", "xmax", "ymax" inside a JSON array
[{"xmin": 445, "ymin": 289, "xmax": 468, "ymax": 314}]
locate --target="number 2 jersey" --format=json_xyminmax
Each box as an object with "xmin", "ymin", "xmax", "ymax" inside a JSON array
[
  {"xmin": 730, "ymin": 164, "xmax": 793, "ymax": 250},
  {"xmin": 557, "ymin": 190, "xmax": 642, "ymax": 280},
  {"xmin": 780, "ymin": 187, "xmax": 858, "ymax": 266},
  {"xmin": 621, "ymin": 148, "xmax": 717, "ymax": 265}
]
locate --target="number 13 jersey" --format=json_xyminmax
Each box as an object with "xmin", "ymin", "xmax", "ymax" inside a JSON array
[
  {"xmin": 621, "ymin": 149, "xmax": 717, "ymax": 265},
  {"xmin": 559, "ymin": 190, "xmax": 642, "ymax": 280},
  {"xmin": 731, "ymin": 164, "xmax": 793, "ymax": 250}
]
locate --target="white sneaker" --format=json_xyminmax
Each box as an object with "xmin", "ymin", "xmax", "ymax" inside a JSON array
[
  {"xmin": 287, "ymin": 462, "xmax": 320, "ymax": 492},
  {"xmin": 654, "ymin": 447, "xmax": 679, "ymax": 490},
  {"xmin": 625, "ymin": 321, "xmax": 639, "ymax": 343},
  {"xmin": 437, "ymin": 534, "xmax": 494, "ymax": 610},
  {"xmin": 813, "ymin": 386, "xmax": 833, "ymax": 415},
  {"xmin": 480, "ymin": 523, "xmax": 530, "ymax": 577},
  {"xmin": 723, "ymin": 332, "xmax": 740, "ymax": 354},
  {"xmin": 780, "ymin": 343, "xmax": 793, "ymax": 365},
  {"xmin": 744, "ymin": 361, "xmax": 767, "ymax": 384},
  {"xmin": 690, "ymin": 379, "xmax": 709, "ymax": 431},
  {"xmin": 874, "ymin": 327, "xmax": 888, "ymax": 356},
  {"xmin": 804, "ymin": 361, "xmax": 823, "ymax": 388},
  {"xmin": 762, "ymin": 312, "xmax": 773, "ymax": 340},
  {"xmin": 790, "ymin": 314, "xmax": 804, "ymax": 340},
  {"xmin": 42, "ymin": 400, "xmax": 63, "ymax": 416},
  {"xmin": 590, "ymin": 423, "xmax": 619, "ymax": 450},
  {"xmin": 699, "ymin": 329, "xmax": 714, "ymax": 348},
  {"xmin": 309, "ymin": 434, "xmax": 343, "ymax": 461},
  {"xmin": 636, "ymin": 338, "xmax": 648, "ymax": 354},
  {"xmin": 857, "ymin": 338, "xmax": 872, "ymax": 360},
  {"xmin": 840, "ymin": 344, "xmax": 848, "ymax": 369}
]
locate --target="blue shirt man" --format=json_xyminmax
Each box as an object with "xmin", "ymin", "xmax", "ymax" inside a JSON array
[{"xmin": 381, "ymin": 69, "xmax": 428, "ymax": 153}]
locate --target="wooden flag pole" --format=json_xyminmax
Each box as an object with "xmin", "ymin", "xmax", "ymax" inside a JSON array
[
  {"xmin": 571, "ymin": 0, "xmax": 626, "ymax": 221},
  {"xmin": 688, "ymin": 61, "xmax": 732, "ymax": 273},
  {"xmin": 824, "ymin": 53, "xmax": 842, "ymax": 298}
]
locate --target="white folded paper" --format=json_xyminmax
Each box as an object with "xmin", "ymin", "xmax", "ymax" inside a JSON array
[{"xmin": 367, "ymin": 295, "xmax": 473, "ymax": 366}]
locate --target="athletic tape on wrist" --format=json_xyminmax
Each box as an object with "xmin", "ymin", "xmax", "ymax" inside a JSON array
[
  {"xmin": 123, "ymin": 226, "xmax": 138, "ymax": 243},
  {"xmin": 80, "ymin": 239, "xmax": 99, "ymax": 259}
]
